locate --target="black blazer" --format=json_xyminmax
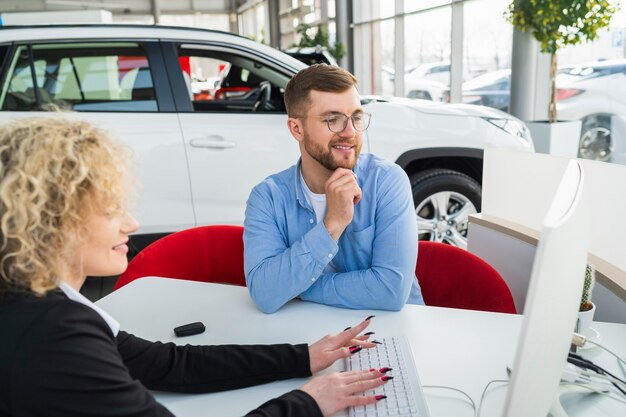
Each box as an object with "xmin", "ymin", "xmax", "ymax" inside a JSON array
[{"xmin": 0, "ymin": 290, "xmax": 322, "ymax": 417}]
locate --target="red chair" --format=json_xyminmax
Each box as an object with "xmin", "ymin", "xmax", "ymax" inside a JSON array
[
  {"xmin": 416, "ymin": 241, "xmax": 516, "ymax": 314},
  {"xmin": 114, "ymin": 225, "xmax": 246, "ymax": 291}
]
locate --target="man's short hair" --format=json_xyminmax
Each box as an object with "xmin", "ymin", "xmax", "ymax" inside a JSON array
[{"xmin": 284, "ymin": 64, "xmax": 358, "ymax": 117}]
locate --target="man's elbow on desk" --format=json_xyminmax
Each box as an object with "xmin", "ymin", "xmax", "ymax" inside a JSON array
[
  {"xmin": 246, "ymin": 281, "xmax": 286, "ymax": 314},
  {"xmin": 252, "ymin": 298, "xmax": 284, "ymax": 314},
  {"xmin": 376, "ymin": 298, "xmax": 406, "ymax": 312}
]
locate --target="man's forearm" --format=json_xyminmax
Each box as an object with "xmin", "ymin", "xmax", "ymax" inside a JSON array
[
  {"xmin": 299, "ymin": 266, "xmax": 413, "ymax": 311},
  {"xmin": 245, "ymin": 222, "xmax": 338, "ymax": 313}
]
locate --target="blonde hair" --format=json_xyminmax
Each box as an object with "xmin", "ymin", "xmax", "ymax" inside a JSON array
[{"xmin": 0, "ymin": 116, "xmax": 132, "ymax": 295}]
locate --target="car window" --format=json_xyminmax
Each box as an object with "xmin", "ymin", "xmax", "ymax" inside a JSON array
[
  {"xmin": 178, "ymin": 47, "xmax": 289, "ymax": 113},
  {"xmin": 427, "ymin": 65, "xmax": 450, "ymax": 75},
  {"xmin": 0, "ymin": 43, "xmax": 157, "ymax": 112}
]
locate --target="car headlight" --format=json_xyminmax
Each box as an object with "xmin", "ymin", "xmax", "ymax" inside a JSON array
[{"xmin": 483, "ymin": 117, "xmax": 531, "ymax": 142}]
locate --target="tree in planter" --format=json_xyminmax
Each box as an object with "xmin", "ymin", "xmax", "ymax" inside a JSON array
[
  {"xmin": 504, "ymin": 0, "xmax": 617, "ymax": 122},
  {"xmin": 292, "ymin": 23, "xmax": 346, "ymax": 62}
]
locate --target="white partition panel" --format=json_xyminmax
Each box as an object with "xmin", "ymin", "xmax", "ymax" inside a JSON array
[
  {"xmin": 471, "ymin": 149, "xmax": 626, "ymax": 323},
  {"xmin": 481, "ymin": 149, "xmax": 570, "ymax": 230}
]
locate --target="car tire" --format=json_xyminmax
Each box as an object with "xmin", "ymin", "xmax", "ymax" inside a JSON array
[
  {"xmin": 578, "ymin": 115, "xmax": 613, "ymax": 162},
  {"xmin": 410, "ymin": 169, "xmax": 481, "ymax": 249}
]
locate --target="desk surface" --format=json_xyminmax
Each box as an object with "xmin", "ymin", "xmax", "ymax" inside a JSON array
[{"xmin": 96, "ymin": 277, "xmax": 626, "ymax": 417}]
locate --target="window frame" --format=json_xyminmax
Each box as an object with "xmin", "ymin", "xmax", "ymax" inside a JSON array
[
  {"xmin": 0, "ymin": 39, "xmax": 175, "ymax": 113},
  {"xmin": 160, "ymin": 41, "xmax": 295, "ymax": 114}
]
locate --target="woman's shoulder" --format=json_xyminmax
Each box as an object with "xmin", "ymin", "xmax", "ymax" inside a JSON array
[{"xmin": 1, "ymin": 289, "xmax": 113, "ymax": 349}]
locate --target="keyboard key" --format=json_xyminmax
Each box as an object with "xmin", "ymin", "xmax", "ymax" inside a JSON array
[{"xmin": 345, "ymin": 336, "xmax": 431, "ymax": 417}]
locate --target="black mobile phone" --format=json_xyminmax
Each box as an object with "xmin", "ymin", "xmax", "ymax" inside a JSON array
[{"xmin": 174, "ymin": 321, "xmax": 206, "ymax": 337}]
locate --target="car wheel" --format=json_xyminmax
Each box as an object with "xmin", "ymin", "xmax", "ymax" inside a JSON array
[
  {"xmin": 578, "ymin": 115, "xmax": 613, "ymax": 162},
  {"xmin": 410, "ymin": 169, "xmax": 481, "ymax": 249}
]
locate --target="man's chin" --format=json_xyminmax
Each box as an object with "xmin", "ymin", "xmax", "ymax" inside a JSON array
[{"xmin": 335, "ymin": 156, "xmax": 358, "ymax": 170}]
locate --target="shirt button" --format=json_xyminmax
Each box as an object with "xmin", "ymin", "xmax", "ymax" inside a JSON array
[
  {"xmin": 328, "ymin": 253, "xmax": 333, "ymax": 258},
  {"xmin": 309, "ymin": 219, "xmax": 314, "ymax": 224},
  {"xmin": 311, "ymin": 278, "xmax": 316, "ymax": 282}
]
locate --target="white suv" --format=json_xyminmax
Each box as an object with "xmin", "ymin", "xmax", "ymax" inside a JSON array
[{"xmin": 0, "ymin": 24, "xmax": 534, "ymax": 252}]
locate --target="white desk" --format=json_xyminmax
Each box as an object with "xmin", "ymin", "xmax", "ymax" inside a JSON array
[{"xmin": 96, "ymin": 277, "xmax": 626, "ymax": 417}]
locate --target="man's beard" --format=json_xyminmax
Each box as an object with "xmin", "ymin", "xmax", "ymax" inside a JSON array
[{"xmin": 302, "ymin": 132, "xmax": 361, "ymax": 171}]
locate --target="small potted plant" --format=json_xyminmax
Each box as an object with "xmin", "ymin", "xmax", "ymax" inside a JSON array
[{"xmin": 577, "ymin": 265, "xmax": 596, "ymax": 337}]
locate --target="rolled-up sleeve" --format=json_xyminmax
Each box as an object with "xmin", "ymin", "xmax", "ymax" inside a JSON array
[{"xmin": 244, "ymin": 185, "xmax": 338, "ymax": 314}]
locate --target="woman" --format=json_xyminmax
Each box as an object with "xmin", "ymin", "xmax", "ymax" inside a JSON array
[{"xmin": 0, "ymin": 117, "xmax": 389, "ymax": 417}]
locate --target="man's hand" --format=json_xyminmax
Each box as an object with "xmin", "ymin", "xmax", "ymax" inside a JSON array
[{"xmin": 324, "ymin": 168, "xmax": 362, "ymax": 241}]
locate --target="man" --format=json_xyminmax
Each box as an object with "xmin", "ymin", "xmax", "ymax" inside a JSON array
[{"xmin": 244, "ymin": 64, "xmax": 423, "ymax": 313}]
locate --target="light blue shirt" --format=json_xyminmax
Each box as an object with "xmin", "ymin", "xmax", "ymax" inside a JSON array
[{"xmin": 243, "ymin": 153, "xmax": 424, "ymax": 313}]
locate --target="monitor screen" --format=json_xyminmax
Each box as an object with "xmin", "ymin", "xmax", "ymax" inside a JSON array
[{"xmin": 504, "ymin": 160, "xmax": 589, "ymax": 417}]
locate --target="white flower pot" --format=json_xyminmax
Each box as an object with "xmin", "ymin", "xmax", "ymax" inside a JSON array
[
  {"xmin": 577, "ymin": 302, "xmax": 596, "ymax": 338},
  {"xmin": 526, "ymin": 120, "xmax": 582, "ymax": 158}
]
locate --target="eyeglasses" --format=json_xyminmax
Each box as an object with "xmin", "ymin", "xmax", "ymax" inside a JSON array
[{"xmin": 310, "ymin": 112, "xmax": 372, "ymax": 133}]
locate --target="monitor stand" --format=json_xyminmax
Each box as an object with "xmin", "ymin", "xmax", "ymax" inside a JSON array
[{"xmin": 549, "ymin": 384, "xmax": 609, "ymax": 417}]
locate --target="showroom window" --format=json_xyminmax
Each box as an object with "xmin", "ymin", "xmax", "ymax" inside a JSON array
[
  {"xmin": 0, "ymin": 43, "xmax": 157, "ymax": 112},
  {"xmin": 461, "ymin": 0, "xmax": 512, "ymax": 110},
  {"xmin": 403, "ymin": 6, "xmax": 452, "ymax": 100},
  {"xmin": 177, "ymin": 47, "xmax": 290, "ymax": 113}
]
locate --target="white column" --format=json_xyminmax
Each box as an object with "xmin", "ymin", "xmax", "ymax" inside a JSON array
[
  {"xmin": 335, "ymin": 0, "xmax": 350, "ymax": 69},
  {"xmin": 449, "ymin": 0, "xmax": 464, "ymax": 103},
  {"xmin": 151, "ymin": 0, "xmax": 161, "ymax": 24},
  {"xmin": 510, "ymin": 28, "xmax": 551, "ymax": 121},
  {"xmin": 394, "ymin": 0, "xmax": 404, "ymax": 97}
]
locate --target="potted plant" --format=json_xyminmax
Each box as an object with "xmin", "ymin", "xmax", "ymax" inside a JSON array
[
  {"xmin": 577, "ymin": 265, "xmax": 596, "ymax": 337},
  {"xmin": 504, "ymin": 0, "xmax": 617, "ymax": 156}
]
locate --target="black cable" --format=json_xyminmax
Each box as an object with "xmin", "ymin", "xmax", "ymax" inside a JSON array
[
  {"xmin": 568, "ymin": 354, "xmax": 626, "ymax": 396},
  {"xmin": 569, "ymin": 353, "xmax": 626, "ymax": 386}
]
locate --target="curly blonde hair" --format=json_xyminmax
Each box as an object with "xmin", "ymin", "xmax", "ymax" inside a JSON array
[{"xmin": 0, "ymin": 116, "xmax": 132, "ymax": 295}]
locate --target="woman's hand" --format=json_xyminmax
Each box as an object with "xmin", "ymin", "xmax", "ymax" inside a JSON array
[
  {"xmin": 308, "ymin": 317, "xmax": 377, "ymax": 373},
  {"xmin": 300, "ymin": 370, "xmax": 388, "ymax": 417}
]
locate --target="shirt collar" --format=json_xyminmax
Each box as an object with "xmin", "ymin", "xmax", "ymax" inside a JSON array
[
  {"xmin": 294, "ymin": 158, "xmax": 311, "ymax": 210},
  {"xmin": 294, "ymin": 156, "xmax": 363, "ymax": 209},
  {"xmin": 58, "ymin": 281, "xmax": 120, "ymax": 337}
]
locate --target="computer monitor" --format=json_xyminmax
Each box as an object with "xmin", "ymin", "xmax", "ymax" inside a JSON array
[{"xmin": 503, "ymin": 159, "xmax": 589, "ymax": 417}]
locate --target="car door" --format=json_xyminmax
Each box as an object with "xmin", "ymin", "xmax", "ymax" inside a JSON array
[
  {"xmin": 0, "ymin": 40, "xmax": 194, "ymax": 238},
  {"xmin": 162, "ymin": 42, "xmax": 300, "ymax": 225}
]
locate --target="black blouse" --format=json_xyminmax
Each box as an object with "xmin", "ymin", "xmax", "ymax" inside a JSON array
[{"xmin": 0, "ymin": 290, "xmax": 323, "ymax": 417}]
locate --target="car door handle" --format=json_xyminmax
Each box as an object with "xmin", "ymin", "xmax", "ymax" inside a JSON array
[{"xmin": 190, "ymin": 137, "xmax": 236, "ymax": 149}]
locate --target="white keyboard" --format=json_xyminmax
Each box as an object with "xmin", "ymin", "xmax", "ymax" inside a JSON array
[{"xmin": 344, "ymin": 335, "xmax": 430, "ymax": 417}]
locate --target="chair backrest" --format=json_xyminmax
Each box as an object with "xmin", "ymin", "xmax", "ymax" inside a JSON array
[
  {"xmin": 416, "ymin": 241, "xmax": 516, "ymax": 314},
  {"xmin": 114, "ymin": 225, "xmax": 246, "ymax": 291}
]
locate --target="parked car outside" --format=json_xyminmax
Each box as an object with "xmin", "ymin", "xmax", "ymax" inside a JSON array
[
  {"xmin": 404, "ymin": 77, "xmax": 449, "ymax": 102},
  {"xmin": 462, "ymin": 69, "xmax": 511, "ymax": 112},
  {"xmin": 381, "ymin": 66, "xmax": 449, "ymax": 102},
  {"xmin": 0, "ymin": 24, "xmax": 533, "ymax": 255},
  {"xmin": 462, "ymin": 61, "xmax": 626, "ymax": 164}
]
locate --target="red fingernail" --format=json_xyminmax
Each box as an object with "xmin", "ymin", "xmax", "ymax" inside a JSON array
[
  {"xmin": 379, "ymin": 367, "xmax": 392, "ymax": 373},
  {"xmin": 375, "ymin": 395, "xmax": 387, "ymax": 401},
  {"xmin": 349, "ymin": 345, "xmax": 362, "ymax": 354},
  {"xmin": 369, "ymin": 368, "xmax": 376, "ymax": 372},
  {"xmin": 381, "ymin": 376, "xmax": 394, "ymax": 381}
]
